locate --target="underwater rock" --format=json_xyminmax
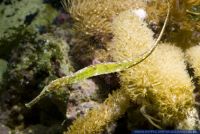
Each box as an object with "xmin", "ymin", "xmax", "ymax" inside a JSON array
[
  {"xmin": 0, "ymin": 0, "xmax": 59, "ymax": 60},
  {"xmin": 0, "ymin": 34, "xmax": 73, "ymax": 131},
  {"xmin": 0, "ymin": 0, "xmax": 58, "ymax": 38},
  {"xmin": 65, "ymin": 89, "xmax": 130, "ymax": 134},
  {"xmin": 20, "ymin": 124, "xmax": 62, "ymax": 134},
  {"xmin": 66, "ymin": 79, "xmax": 118, "ymax": 134},
  {"xmin": 0, "ymin": 123, "xmax": 11, "ymax": 134},
  {"xmin": 0, "ymin": 27, "xmax": 36, "ymax": 59},
  {"xmin": 66, "ymin": 79, "xmax": 101, "ymax": 122}
]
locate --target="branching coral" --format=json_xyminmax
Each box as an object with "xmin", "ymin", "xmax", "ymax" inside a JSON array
[{"xmin": 64, "ymin": 0, "xmax": 145, "ymax": 39}]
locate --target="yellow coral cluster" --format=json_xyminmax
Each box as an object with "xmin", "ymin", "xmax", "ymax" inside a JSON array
[
  {"xmin": 108, "ymin": 9, "xmax": 194, "ymax": 127},
  {"xmin": 64, "ymin": 0, "xmax": 145, "ymax": 38}
]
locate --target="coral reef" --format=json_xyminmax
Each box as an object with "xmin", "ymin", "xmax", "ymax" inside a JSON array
[
  {"xmin": 27, "ymin": 1, "xmax": 200, "ymax": 133},
  {"xmin": 0, "ymin": 0, "xmax": 200, "ymax": 133},
  {"xmin": 66, "ymin": 79, "xmax": 101, "ymax": 121},
  {"xmin": 0, "ymin": 0, "xmax": 58, "ymax": 61}
]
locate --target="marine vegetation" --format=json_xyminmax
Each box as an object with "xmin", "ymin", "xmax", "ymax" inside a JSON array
[
  {"xmin": 25, "ymin": 0, "xmax": 200, "ymax": 133},
  {"xmin": 147, "ymin": 0, "xmax": 200, "ymax": 48},
  {"xmin": 0, "ymin": 0, "xmax": 200, "ymax": 133}
]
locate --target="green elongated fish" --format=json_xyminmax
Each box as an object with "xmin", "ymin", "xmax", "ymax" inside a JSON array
[{"xmin": 25, "ymin": 3, "xmax": 170, "ymax": 108}]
